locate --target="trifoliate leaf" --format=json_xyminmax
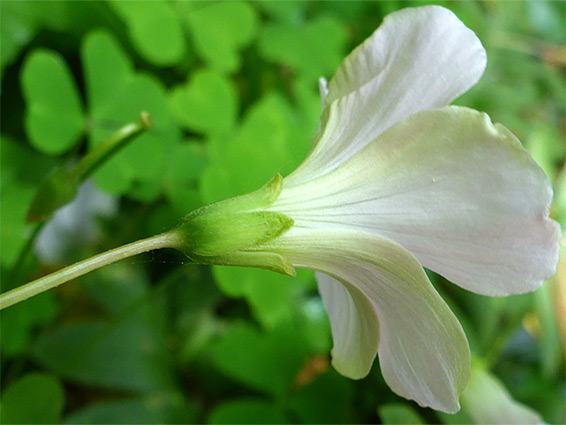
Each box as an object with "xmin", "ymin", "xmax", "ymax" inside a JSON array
[
  {"xmin": 168, "ymin": 69, "xmax": 238, "ymax": 137},
  {"xmin": 82, "ymin": 30, "xmax": 182, "ymax": 200},
  {"xmin": 163, "ymin": 140, "xmax": 207, "ymax": 216},
  {"xmin": 82, "ymin": 30, "xmax": 132, "ymax": 117},
  {"xmin": 185, "ymin": 1, "xmax": 258, "ymax": 73},
  {"xmin": 108, "ymin": 0, "xmax": 186, "ymax": 66},
  {"xmin": 258, "ymin": 16, "xmax": 347, "ymax": 82},
  {"xmin": 21, "ymin": 49, "xmax": 84, "ymax": 154}
]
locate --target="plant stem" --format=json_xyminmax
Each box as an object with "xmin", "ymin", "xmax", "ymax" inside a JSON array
[
  {"xmin": 70, "ymin": 111, "xmax": 152, "ymax": 181},
  {"xmin": 0, "ymin": 231, "xmax": 181, "ymax": 311}
]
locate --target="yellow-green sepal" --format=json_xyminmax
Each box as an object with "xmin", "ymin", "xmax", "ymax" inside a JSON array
[{"xmin": 172, "ymin": 174, "xmax": 295, "ymax": 275}]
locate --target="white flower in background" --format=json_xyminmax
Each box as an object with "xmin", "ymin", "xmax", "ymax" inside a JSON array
[{"xmin": 176, "ymin": 5, "xmax": 561, "ymax": 414}]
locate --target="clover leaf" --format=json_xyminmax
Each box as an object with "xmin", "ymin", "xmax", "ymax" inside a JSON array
[
  {"xmin": 21, "ymin": 49, "xmax": 85, "ymax": 155},
  {"xmin": 168, "ymin": 69, "xmax": 238, "ymax": 137},
  {"xmin": 107, "ymin": 0, "xmax": 186, "ymax": 66},
  {"xmin": 258, "ymin": 15, "xmax": 347, "ymax": 83},
  {"xmin": 184, "ymin": 1, "xmax": 258, "ymax": 73}
]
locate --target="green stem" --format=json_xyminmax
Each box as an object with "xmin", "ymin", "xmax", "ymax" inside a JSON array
[
  {"xmin": 0, "ymin": 231, "xmax": 181, "ymax": 311},
  {"xmin": 70, "ymin": 111, "xmax": 152, "ymax": 181}
]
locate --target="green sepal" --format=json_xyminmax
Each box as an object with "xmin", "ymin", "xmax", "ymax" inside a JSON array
[
  {"xmin": 201, "ymin": 173, "xmax": 285, "ymax": 214},
  {"xmin": 191, "ymin": 251, "xmax": 296, "ymax": 277},
  {"xmin": 26, "ymin": 166, "xmax": 79, "ymax": 223},
  {"xmin": 173, "ymin": 174, "xmax": 295, "ymax": 275},
  {"xmin": 179, "ymin": 211, "xmax": 293, "ymax": 257}
]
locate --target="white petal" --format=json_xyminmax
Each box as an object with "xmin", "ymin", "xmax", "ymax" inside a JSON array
[
  {"xmin": 263, "ymin": 228, "xmax": 470, "ymax": 413},
  {"xmin": 272, "ymin": 106, "xmax": 561, "ymax": 296},
  {"xmin": 316, "ymin": 271, "xmax": 380, "ymax": 380},
  {"xmin": 287, "ymin": 6, "xmax": 486, "ymax": 185}
]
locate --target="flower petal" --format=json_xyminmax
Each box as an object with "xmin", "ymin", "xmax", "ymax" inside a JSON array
[
  {"xmin": 287, "ymin": 6, "xmax": 487, "ymax": 185},
  {"xmin": 263, "ymin": 228, "xmax": 470, "ymax": 413},
  {"xmin": 273, "ymin": 106, "xmax": 561, "ymax": 295},
  {"xmin": 315, "ymin": 271, "xmax": 380, "ymax": 380}
]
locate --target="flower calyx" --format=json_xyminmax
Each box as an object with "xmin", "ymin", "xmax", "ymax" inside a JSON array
[{"xmin": 173, "ymin": 174, "xmax": 296, "ymax": 276}]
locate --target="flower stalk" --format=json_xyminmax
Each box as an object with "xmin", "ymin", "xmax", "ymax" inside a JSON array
[
  {"xmin": 0, "ymin": 232, "xmax": 180, "ymax": 311},
  {"xmin": 26, "ymin": 112, "xmax": 153, "ymax": 223}
]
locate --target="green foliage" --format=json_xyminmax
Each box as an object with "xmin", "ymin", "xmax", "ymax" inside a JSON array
[
  {"xmin": 208, "ymin": 320, "xmax": 310, "ymax": 397},
  {"xmin": 1, "ymin": 1, "xmax": 564, "ymax": 424},
  {"xmin": 32, "ymin": 264, "xmax": 174, "ymax": 392},
  {"xmin": 108, "ymin": 0, "xmax": 186, "ymax": 66},
  {"xmin": 0, "ymin": 373, "xmax": 65, "ymax": 424},
  {"xmin": 258, "ymin": 15, "xmax": 347, "ymax": 82},
  {"xmin": 21, "ymin": 50, "xmax": 84, "ymax": 154},
  {"xmin": 169, "ymin": 69, "xmax": 238, "ymax": 137},
  {"xmin": 207, "ymin": 398, "xmax": 288, "ymax": 424},
  {"xmin": 185, "ymin": 1, "xmax": 259, "ymax": 73},
  {"xmin": 378, "ymin": 403, "xmax": 425, "ymax": 424}
]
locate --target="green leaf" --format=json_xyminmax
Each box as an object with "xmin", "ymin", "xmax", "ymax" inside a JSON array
[
  {"xmin": 21, "ymin": 49, "xmax": 84, "ymax": 154},
  {"xmin": 0, "ymin": 2, "xmax": 36, "ymax": 75},
  {"xmin": 32, "ymin": 264, "xmax": 175, "ymax": 392},
  {"xmin": 163, "ymin": 140, "xmax": 207, "ymax": 217},
  {"xmin": 0, "ymin": 290, "xmax": 58, "ymax": 357},
  {"xmin": 377, "ymin": 403, "xmax": 425, "ymax": 425},
  {"xmin": 168, "ymin": 69, "xmax": 238, "ymax": 137},
  {"xmin": 201, "ymin": 93, "xmax": 312, "ymax": 203},
  {"xmin": 82, "ymin": 30, "xmax": 132, "ymax": 118},
  {"xmin": 0, "ymin": 181, "xmax": 36, "ymax": 268},
  {"xmin": 63, "ymin": 393, "xmax": 196, "ymax": 424},
  {"xmin": 289, "ymin": 371, "xmax": 354, "ymax": 424},
  {"xmin": 108, "ymin": 0, "xmax": 186, "ymax": 66},
  {"xmin": 258, "ymin": 16, "xmax": 347, "ymax": 82},
  {"xmin": 208, "ymin": 398, "xmax": 288, "ymax": 424},
  {"xmin": 0, "ymin": 373, "xmax": 65, "ymax": 424},
  {"xmin": 185, "ymin": 1, "xmax": 258, "ymax": 73},
  {"xmin": 199, "ymin": 93, "xmax": 316, "ymax": 326},
  {"xmin": 0, "ymin": 136, "xmax": 54, "ymax": 268},
  {"xmin": 26, "ymin": 166, "xmax": 78, "ymax": 222},
  {"xmin": 82, "ymin": 30, "xmax": 181, "ymax": 200},
  {"xmin": 256, "ymin": 0, "xmax": 306, "ymax": 24},
  {"xmin": 208, "ymin": 320, "xmax": 310, "ymax": 397}
]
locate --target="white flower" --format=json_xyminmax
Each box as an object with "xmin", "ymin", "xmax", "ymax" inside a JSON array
[
  {"xmin": 176, "ymin": 5, "xmax": 561, "ymax": 414},
  {"xmin": 259, "ymin": 5, "xmax": 561, "ymax": 413}
]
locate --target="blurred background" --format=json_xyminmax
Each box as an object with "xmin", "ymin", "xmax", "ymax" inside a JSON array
[{"xmin": 0, "ymin": 1, "xmax": 564, "ymax": 423}]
